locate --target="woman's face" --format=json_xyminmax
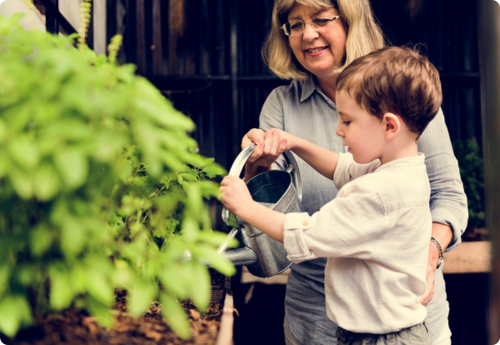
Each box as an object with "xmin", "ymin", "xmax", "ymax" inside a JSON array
[{"xmin": 287, "ymin": 4, "xmax": 347, "ymax": 78}]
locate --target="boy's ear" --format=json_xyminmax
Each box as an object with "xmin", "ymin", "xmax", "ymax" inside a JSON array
[{"xmin": 383, "ymin": 113, "xmax": 401, "ymax": 139}]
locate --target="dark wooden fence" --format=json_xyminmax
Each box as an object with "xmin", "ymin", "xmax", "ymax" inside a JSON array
[{"xmin": 112, "ymin": 0, "xmax": 482, "ymax": 163}]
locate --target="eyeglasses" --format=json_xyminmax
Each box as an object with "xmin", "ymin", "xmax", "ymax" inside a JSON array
[{"xmin": 281, "ymin": 15, "xmax": 341, "ymax": 36}]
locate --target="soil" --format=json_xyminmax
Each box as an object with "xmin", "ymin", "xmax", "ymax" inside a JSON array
[{"xmin": 4, "ymin": 270, "xmax": 229, "ymax": 345}]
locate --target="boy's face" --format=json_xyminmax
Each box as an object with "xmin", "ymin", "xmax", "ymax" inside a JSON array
[{"xmin": 335, "ymin": 90, "xmax": 386, "ymax": 164}]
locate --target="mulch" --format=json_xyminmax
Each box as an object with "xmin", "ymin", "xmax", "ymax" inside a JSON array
[{"xmin": 4, "ymin": 271, "xmax": 229, "ymax": 345}]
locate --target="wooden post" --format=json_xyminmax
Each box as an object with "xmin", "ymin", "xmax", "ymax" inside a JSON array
[
  {"xmin": 93, "ymin": 0, "xmax": 106, "ymax": 55},
  {"xmin": 477, "ymin": 1, "xmax": 500, "ymax": 342}
]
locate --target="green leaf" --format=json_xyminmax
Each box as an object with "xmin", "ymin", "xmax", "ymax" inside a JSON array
[
  {"xmin": 54, "ymin": 149, "xmax": 89, "ymax": 189},
  {"xmin": 18, "ymin": 265, "xmax": 36, "ymax": 286},
  {"xmin": 33, "ymin": 163, "xmax": 61, "ymax": 201},
  {"xmin": 8, "ymin": 167, "xmax": 33, "ymax": 199},
  {"xmin": 180, "ymin": 217, "xmax": 198, "ymax": 242},
  {"xmin": 132, "ymin": 86, "xmax": 194, "ymax": 131},
  {"xmin": 30, "ymin": 225, "xmax": 53, "ymax": 257},
  {"xmin": 0, "ymin": 118, "xmax": 7, "ymax": 142},
  {"xmin": 70, "ymin": 265, "xmax": 88, "ymax": 294},
  {"xmin": 197, "ymin": 180, "xmax": 221, "ymax": 199},
  {"xmin": 160, "ymin": 292, "xmax": 191, "ymax": 340},
  {"xmin": 128, "ymin": 282, "xmax": 156, "ymax": 317},
  {"xmin": 110, "ymin": 261, "xmax": 133, "ymax": 287},
  {"xmin": 188, "ymin": 263, "xmax": 211, "ymax": 311},
  {"xmin": 85, "ymin": 269, "xmax": 114, "ymax": 306},
  {"xmin": 91, "ymin": 132, "xmax": 127, "ymax": 163},
  {"xmin": 61, "ymin": 217, "xmax": 86, "ymax": 256},
  {"xmin": 49, "ymin": 266, "xmax": 74, "ymax": 310},
  {"xmin": 190, "ymin": 245, "xmax": 236, "ymax": 276},
  {"xmin": 0, "ymin": 154, "xmax": 10, "ymax": 179},
  {"xmin": 8, "ymin": 137, "xmax": 40, "ymax": 171},
  {"xmin": 159, "ymin": 263, "xmax": 189, "ymax": 299},
  {"xmin": 87, "ymin": 294, "xmax": 113, "ymax": 329},
  {"xmin": 197, "ymin": 231, "xmax": 239, "ymax": 248},
  {"xmin": 0, "ymin": 295, "xmax": 33, "ymax": 337},
  {"xmin": 179, "ymin": 172, "xmax": 198, "ymax": 182},
  {"xmin": 202, "ymin": 163, "xmax": 226, "ymax": 178}
]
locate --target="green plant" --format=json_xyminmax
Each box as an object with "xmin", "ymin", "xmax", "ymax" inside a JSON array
[
  {"xmin": 452, "ymin": 138, "xmax": 486, "ymax": 230},
  {"xmin": 0, "ymin": 13, "xmax": 235, "ymax": 340}
]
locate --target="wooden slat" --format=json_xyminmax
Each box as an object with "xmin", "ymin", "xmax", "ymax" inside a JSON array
[
  {"xmin": 215, "ymin": 293, "xmax": 234, "ymax": 345},
  {"xmin": 443, "ymin": 241, "xmax": 491, "ymax": 274},
  {"xmin": 152, "ymin": 0, "xmax": 162, "ymax": 74},
  {"xmin": 136, "ymin": 1, "xmax": 146, "ymax": 73}
]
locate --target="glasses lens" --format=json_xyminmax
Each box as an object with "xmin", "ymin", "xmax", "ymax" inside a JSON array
[{"xmin": 289, "ymin": 21, "xmax": 304, "ymax": 36}]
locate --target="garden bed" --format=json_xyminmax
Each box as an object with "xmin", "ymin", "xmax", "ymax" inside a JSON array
[{"xmin": 6, "ymin": 271, "xmax": 232, "ymax": 345}]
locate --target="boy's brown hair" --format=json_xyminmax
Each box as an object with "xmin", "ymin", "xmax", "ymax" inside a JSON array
[{"xmin": 336, "ymin": 46, "xmax": 442, "ymax": 135}]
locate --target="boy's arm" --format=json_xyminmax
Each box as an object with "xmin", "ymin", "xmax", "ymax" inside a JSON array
[
  {"xmin": 220, "ymin": 176, "xmax": 286, "ymax": 242},
  {"xmin": 271, "ymin": 129, "xmax": 339, "ymax": 180}
]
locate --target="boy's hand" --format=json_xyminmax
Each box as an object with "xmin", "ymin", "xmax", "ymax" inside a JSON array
[{"xmin": 219, "ymin": 176, "xmax": 254, "ymax": 217}]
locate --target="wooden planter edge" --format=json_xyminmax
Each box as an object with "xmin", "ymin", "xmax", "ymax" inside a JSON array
[
  {"xmin": 443, "ymin": 240, "xmax": 491, "ymax": 274},
  {"xmin": 215, "ymin": 276, "xmax": 234, "ymax": 345}
]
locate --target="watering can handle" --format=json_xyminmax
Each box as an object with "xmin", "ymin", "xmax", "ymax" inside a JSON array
[{"xmin": 221, "ymin": 142, "xmax": 303, "ymax": 226}]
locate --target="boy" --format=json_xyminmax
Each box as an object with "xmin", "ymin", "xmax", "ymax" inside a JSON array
[{"xmin": 220, "ymin": 46, "xmax": 442, "ymax": 344}]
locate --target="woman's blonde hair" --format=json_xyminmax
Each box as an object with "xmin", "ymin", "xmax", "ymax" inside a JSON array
[{"xmin": 262, "ymin": 0, "xmax": 386, "ymax": 80}]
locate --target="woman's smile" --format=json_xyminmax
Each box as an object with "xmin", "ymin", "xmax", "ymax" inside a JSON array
[{"xmin": 304, "ymin": 46, "xmax": 329, "ymax": 56}]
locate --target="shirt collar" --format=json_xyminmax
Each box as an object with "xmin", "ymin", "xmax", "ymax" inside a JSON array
[
  {"xmin": 299, "ymin": 75, "xmax": 320, "ymax": 103},
  {"xmin": 300, "ymin": 75, "xmax": 337, "ymax": 109}
]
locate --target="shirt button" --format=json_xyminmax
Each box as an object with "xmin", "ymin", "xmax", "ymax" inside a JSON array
[{"xmin": 302, "ymin": 220, "xmax": 309, "ymax": 226}]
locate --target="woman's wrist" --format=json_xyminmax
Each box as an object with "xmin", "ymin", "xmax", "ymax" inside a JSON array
[
  {"xmin": 243, "ymin": 162, "xmax": 270, "ymax": 182},
  {"xmin": 428, "ymin": 222, "xmax": 453, "ymax": 270}
]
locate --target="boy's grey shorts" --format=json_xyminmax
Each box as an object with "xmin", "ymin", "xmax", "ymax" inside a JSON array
[{"xmin": 336, "ymin": 323, "xmax": 430, "ymax": 345}]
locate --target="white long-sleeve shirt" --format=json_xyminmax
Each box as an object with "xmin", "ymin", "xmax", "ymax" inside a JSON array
[{"xmin": 283, "ymin": 153, "xmax": 431, "ymax": 334}]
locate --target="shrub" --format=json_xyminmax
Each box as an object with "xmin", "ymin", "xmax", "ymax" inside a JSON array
[
  {"xmin": 0, "ymin": 13, "xmax": 234, "ymax": 340},
  {"xmin": 452, "ymin": 138, "xmax": 486, "ymax": 231}
]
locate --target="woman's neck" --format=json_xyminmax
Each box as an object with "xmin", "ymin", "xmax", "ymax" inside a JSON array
[{"xmin": 316, "ymin": 75, "xmax": 338, "ymax": 104}]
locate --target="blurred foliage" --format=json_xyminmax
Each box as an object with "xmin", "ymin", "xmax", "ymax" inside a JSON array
[
  {"xmin": 0, "ymin": 13, "xmax": 235, "ymax": 340},
  {"xmin": 453, "ymin": 138, "xmax": 485, "ymax": 230}
]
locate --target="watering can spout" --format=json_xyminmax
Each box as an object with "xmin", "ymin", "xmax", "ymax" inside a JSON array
[
  {"xmin": 223, "ymin": 247, "xmax": 259, "ymax": 266},
  {"xmin": 217, "ymin": 228, "xmax": 258, "ymax": 266}
]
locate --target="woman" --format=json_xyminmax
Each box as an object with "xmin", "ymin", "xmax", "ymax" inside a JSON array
[{"xmin": 241, "ymin": 0, "xmax": 468, "ymax": 344}]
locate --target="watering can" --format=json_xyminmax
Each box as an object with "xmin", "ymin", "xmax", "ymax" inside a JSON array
[{"xmin": 218, "ymin": 143, "xmax": 304, "ymax": 278}]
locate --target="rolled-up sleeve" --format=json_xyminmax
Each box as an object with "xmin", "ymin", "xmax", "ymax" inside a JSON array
[
  {"xmin": 418, "ymin": 109, "xmax": 469, "ymax": 251},
  {"xmin": 283, "ymin": 212, "xmax": 318, "ymax": 263}
]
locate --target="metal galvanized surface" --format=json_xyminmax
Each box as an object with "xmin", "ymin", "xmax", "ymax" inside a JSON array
[{"xmin": 220, "ymin": 144, "xmax": 303, "ymax": 278}]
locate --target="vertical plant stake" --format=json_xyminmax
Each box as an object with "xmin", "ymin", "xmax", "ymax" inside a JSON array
[{"xmin": 0, "ymin": 8, "xmax": 235, "ymax": 341}]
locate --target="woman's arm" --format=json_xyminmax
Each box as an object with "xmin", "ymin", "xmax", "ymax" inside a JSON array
[
  {"xmin": 418, "ymin": 109, "xmax": 469, "ymax": 253},
  {"xmin": 418, "ymin": 109, "xmax": 469, "ymax": 305}
]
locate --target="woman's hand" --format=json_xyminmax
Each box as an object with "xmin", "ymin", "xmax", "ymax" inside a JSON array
[
  {"xmin": 219, "ymin": 175, "xmax": 254, "ymax": 216},
  {"xmin": 420, "ymin": 223, "xmax": 452, "ymax": 306},
  {"xmin": 241, "ymin": 128, "xmax": 287, "ymax": 181},
  {"xmin": 420, "ymin": 260, "xmax": 435, "ymax": 306}
]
